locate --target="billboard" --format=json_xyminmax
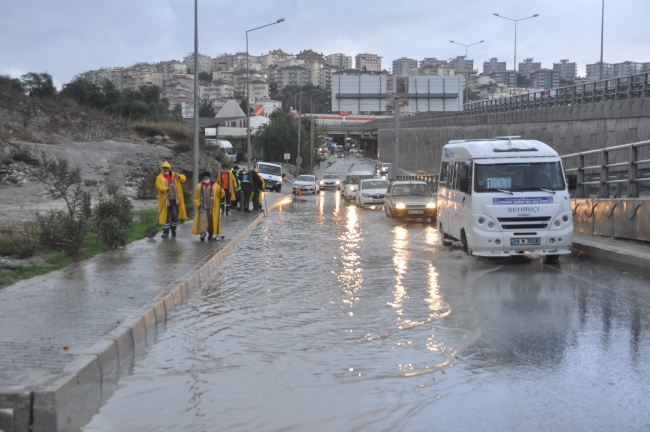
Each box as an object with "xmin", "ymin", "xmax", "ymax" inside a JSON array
[
  {"xmin": 407, "ymin": 75, "xmax": 463, "ymax": 112},
  {"xmin": 332, "ymin": 75, "xmax": 387, "ymax": 113}
]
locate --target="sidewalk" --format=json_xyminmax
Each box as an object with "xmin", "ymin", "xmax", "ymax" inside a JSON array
[
  {"xmin": 572, "ymin": 233, "xmax": 650, "ymax": 279},
  {"xmin": 0, "ymin": 187, "xmax": 291, "ymax": 432}
]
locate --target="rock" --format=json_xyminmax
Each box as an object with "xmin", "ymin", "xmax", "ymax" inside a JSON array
[
  {"xmin": 84, "ymin": 179, "xmax": 98, "ymax": 186},
  {"xmin": 154, "ymin": 135, "xmax": 163, "ymax": 141},
  {"xmin": 163, "ymin": 135, "xmax": 170, "ymax": 140}
]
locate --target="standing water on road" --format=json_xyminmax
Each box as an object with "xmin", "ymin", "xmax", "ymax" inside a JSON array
[{"xmin": 84, "ymin": 190, "xmax": 650, "ymax": 431}]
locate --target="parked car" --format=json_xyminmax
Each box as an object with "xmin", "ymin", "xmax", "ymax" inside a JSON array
[
  {"xmin": 255, "ymin": 161, "xmax": 284, "ymax": 192},
  {"xmin": 384, "ymin": 181, "xmax": 437, "ymax": 223},
  {"xmin": 319, "ymin": 173, "xmax": 342, "ymax": 190},
  {"xmin": 355, "ymin": 179, "xmax": 390, "ymax": 207},
  {"xmin": 343, "ymin": 171, "xmax": 375, "ymax": 201},
  {"xmin": 293, "ymin": 175, "xmax": 320, "ymax": 195},
  {"xmin": 206, "ymin": 139, "xmax": 237, "ymax": 162},
  {"xmin": 380, "ymin": 163, "xmax": 391, "ymax": 175}
]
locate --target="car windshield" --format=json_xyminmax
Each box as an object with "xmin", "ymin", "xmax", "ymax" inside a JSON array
[
  {"xmin": 334, "ymin": 147, "xmax": 344, "ymax": 152},
  {"xmin": 323, "ymin": 174, "xmax": 339, "ymax": 179},
  {"xmin": 474, "ymin": 162, "xmax": 565, "ymax": 192},
  {"xmin": 257, "ymin": 164, "xmax": 282, "ymax": 176},
  {"xmin": 391, "ymin": 184, "xmax": 432, "ymax": 197},
  {"xmin": 348, "ymin": 175, "xmax": 374, "ymax": 184},
  {"xmin": 223, "ymin": 147, "xmax": 236, "ymax": 155},
  {"xmin": 296, "ymin": 175, "xmax": 315, "ymax": 182},
  {"xmin": 362, "ymin": 181, "xmax": 389, "ymax": 190}
]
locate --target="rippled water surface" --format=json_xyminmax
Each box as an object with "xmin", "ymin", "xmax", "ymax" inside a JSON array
[{"xmin": 84, "ymin": 186, "xmax": 650, "ymax": 431}]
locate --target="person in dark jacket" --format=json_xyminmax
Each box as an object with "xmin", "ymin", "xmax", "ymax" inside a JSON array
[{"xmin": 239, "ymin": 169, "xmax": 254, "ymax": 212}]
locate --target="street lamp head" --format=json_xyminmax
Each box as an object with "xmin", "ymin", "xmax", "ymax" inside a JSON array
[
  {"xmin": 480, "ymin": 40, "xmax": 484, "ymax": 43},
  {"xmin": 533, "ymin": 14, "xmax": 539, "ymax": 17},
  {"xmin": 277, "ymin": 18, "xmax": 285, "ymax": 23},
  {"xmin": 494, "ymin": 13, "xmax": 500, "ymax": 16},
  {"xmin": 450, "ymin": 40, "xmax": 454, "ymax": 43}
]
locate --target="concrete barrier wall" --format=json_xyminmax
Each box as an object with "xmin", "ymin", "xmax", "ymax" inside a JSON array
[
  {"xmin": 572, "ymin": 199, "xmax": 650, "ymax": 241},
  {"xmin": 377, "ymin": 98, "xmax": 650, "ymax": 175}
]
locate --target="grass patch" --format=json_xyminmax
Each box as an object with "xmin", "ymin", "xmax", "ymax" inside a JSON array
[{"xmin": 0, "ymin": 209, "xmax": 163, "ymax": 289}]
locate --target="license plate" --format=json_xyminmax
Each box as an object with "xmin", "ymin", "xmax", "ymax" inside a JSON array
[
  {"xmin": 373, "ymin": 200, "xmax": 384, "ymax": 203},
  {"xmin": 408, "ymin": 210, "xmax": 424, "ymax": 214},
  {"xmin": 510, "ymin": 238, "xmax": 540, "ymax": 246}
]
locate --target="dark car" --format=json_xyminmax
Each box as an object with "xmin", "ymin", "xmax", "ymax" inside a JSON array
[{"xmin": 384, "ymin": 181, "xmax": 437, "ymax": 223}]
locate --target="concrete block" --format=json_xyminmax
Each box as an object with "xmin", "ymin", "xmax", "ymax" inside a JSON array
[
  {"xmin": 32, "ymin": 373, "xmax": 79, "ymax": 432},
  {"xmin": 120, "ymin": 317, "xmax": 146, "ymax": 355},
  {"xmin": 593, "ymin": 200, "xmax": 616, "ymax": 237},
  {"xmin": 83, "ymin": 339, "xmax": 119, "ymax": 383},
  {"xmin": 179, "ymin": 280, "xmax": 191, "ymax": 299},
  {"xmin": 151, "ymin": 299, "xmax": 166, "ymax": 324},
  {"xmin": 636, "ymin": 199, "xmax": 650, "ymax": 242},
  {"xmin": 163, "ymin": 292, "xmax": 176, "ymax": 314},
  {"xmin": 141, "ymin": 307, "xmax": 156, "ymax": 333},
  {"xmin": 102, "ymin": 325, "xmax": 134, "ymax": 369},
  {"xmin": 0, "ymin": 391, "xmax": 30, "ymax": 432},
  {"xmin": 613, "ymin": 199, "xmax": 637, "ymax": 240},
  {"xmin": 171, "ymin": 287, "xmax": 183, "ymax": 308},
  {"xmin": 573, "ymin": 199, "xmax": 594, "ymax": 235}
]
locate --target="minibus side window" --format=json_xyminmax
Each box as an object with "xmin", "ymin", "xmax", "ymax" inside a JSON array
[
  {"xmin": 439, "ymin": 162, "xmax": 449, "ymax": 187},
  {"xmin": 453, "ymin": 162, "xmax": 466, "ymax": 191},
  {"xmin": 448, "ymin": 163, "xmax": 456, "ymax": 190}
]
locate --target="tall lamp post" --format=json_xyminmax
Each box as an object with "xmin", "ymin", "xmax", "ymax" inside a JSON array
[
  {"xmin": 192, "ymin": 0, "xmax": 199, "ymax": 189},
  {"xmin": 493, "ymin": 13, "xmax": 539, "ymax": 92},
  {"xmin": 449, "ymin": 40, "xmax": 483, "ymax": 105},
  {"xmin": 599, "ymin": 0, "xmax": 605, "ymax": 80},
  {"xmin": 310, "ymin": 91, "xmax": 330, "ymax": 172},
  {"xmin": 246, "ymin": 18, "xmax": 284, "ymax": 170}
]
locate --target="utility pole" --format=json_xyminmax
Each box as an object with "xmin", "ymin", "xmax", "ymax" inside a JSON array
[
  {"xmin": 600, "ymin": 0, "xmax": 605, "ymax": 80},
  {"xmin": 192, "ymin": 0, "xmax": 199, "ymax": 189},
  {"xmin": 393, "ymin": 96, "xmax": 399, "ymax": 181}
]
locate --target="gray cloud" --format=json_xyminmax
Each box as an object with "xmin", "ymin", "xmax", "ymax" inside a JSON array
[{"xmin": 1, "ymin": 0, "xmax": 648, "ymax": 86}]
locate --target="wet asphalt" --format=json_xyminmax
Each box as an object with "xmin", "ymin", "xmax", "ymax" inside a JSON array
[{"xmin": 82, "ymin": 155, "xmax": 650, "ymax": 432}]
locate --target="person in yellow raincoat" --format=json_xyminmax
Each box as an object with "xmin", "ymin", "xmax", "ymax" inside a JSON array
[
  {"xmin": 216, "ymin": 164, "xmax": 237, "ymax": 216},
  {"xmin": 251, "ymin": 168, "xmax": 265, "ymax": 212},
  {"xmin": 156, "ymin": 161, "xmax": 187, "ymax": 238},
  {"xmin": 191, "ymin": 172, "xmax": 225, "ymax": 241},
  {"xmin": 249, "ymin": 175, "xmax": 265, "ymax": 211}
]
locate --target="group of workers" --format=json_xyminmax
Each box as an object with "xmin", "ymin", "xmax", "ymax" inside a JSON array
[{"xmin": 155, "ymin": 161, "xmax": 266, "ymax": 242}]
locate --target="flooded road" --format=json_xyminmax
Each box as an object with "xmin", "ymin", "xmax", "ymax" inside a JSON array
[{"xmin": 84, "ymin": 157, "xmax": 650, "ymax": 432}]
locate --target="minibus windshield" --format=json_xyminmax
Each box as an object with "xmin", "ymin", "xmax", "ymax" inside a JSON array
[{"xmin": 474, "ymin": 161, "xmax": 565, "ymax": 192}]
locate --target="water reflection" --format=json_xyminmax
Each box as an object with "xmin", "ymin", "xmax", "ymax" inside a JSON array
[{"xmin": 388, "ymin": 226, "xmax": 408, "ymax": 315}]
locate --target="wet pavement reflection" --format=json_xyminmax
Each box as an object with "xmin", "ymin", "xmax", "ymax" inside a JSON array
[{"xmin": 84, "ymin": 161, "xmax": 650, "ymax": 432}]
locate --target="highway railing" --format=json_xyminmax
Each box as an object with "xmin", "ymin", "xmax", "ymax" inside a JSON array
[
  {"xmin": 562, "ymin": 140, "xmax": 650, "ymax": 198},
  {"xmin": 395, "ymin": 174, "xmax": 438, "ymax": 193}
]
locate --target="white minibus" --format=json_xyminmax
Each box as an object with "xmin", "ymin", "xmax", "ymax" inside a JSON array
[{"xmin": 436, "ymin": 137, "xmax": 575, "ymax": 262}]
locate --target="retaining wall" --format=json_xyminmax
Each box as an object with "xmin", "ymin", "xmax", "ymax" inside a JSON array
[{"xmin": 377, "ymin": 98, "xmax": 650, "ymax": 174}]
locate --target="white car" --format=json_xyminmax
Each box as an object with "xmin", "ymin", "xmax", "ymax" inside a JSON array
[
  {"xmin": 343, "ymin": 171, "xmax": 375, "ymax": 201},
  {"xmin": 355, "ymin": 179, "xmax": 390, "ymax": 207},
  {"xmin": 293, "ymin": 175, "xmax": 320, "ymax": 195},
  {"xmin": 319, "ymin": 173, "xmax": 342, "ymax": 190}
]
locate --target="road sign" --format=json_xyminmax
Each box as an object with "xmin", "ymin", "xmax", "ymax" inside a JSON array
[
  {"xmin": 296, "ymin": 156, "xmax": 303, "ymax": 165},
  {"xmin": 284, "ymin": 153, "xmax": 290, "ymax": 160},
  {"xmin": 339, "ymin": 111, "xmax": 351, "ymax": 117}
]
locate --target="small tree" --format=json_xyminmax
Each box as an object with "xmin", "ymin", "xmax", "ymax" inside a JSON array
[
  {"xmin": 36, "ymin": 151, "xmax": 91, "ymax": 260},
  {"xmin": 21, "ymin": 72, "xmax": 57, "ymax": 99},
  {"xmin": 199, "ymin": 71, "xmax": 212, "ymax": 81},
  {"xmin": 93, "ymin": 183, "xmax": 133, "ymax": 249},
  {"xmin": 199, "ymin": 100, "xmax": 216, "ymax": 117}
]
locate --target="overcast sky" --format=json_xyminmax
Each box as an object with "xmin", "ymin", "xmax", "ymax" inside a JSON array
[{"xmin": 2, "ymin": 0, "xmax": 649, "ymax": 87}]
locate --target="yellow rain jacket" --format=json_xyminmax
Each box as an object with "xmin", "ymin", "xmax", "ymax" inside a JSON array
[
  {"xmin": 216, "ymin": 170, "xmax": 237, "ymax": 201},
  {"xmin": 249, "ymin": 177, "xmax": 265, "ymax": 204},
  {"xmin": 155, "ymin": 161, "xmax": 187, "ymax": 225},
  {"xmin": 191, "ymin": 181, "xmax": 225, "ymax": 235}
]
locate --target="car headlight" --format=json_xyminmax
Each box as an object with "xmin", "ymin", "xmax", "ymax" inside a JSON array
[
  {"xmin": 426, "ymin": 202, "xmax": 436, "ymax": 209},
  {"xmin": 396, "ymin": 203, "xmax": 406, "ymax": 209},
  {"xmin": 319, "ymin": 180, "xmax": 324, "ymax": 185},
  {"xmin": 349, "ymin": 186, "xmax": 356, "ymax": 191},
  {"xmin": 336, "ymin": 180, "xmax": 341, "ymax": 184}
]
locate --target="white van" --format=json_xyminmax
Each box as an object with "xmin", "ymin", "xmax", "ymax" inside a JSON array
[
  {"xmin": 206, "ymin": 139, "xmax": 237, "ymax": 162},
  {"xmin": 436, "ymin": 137, "xmax": 573, "ymax": 262},
  {"xmin": 255, "ymin": 161, "xmax": 284, "ymax": 192}
]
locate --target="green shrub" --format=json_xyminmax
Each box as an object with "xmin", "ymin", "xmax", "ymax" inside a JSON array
[{"xmin": 93, "ymin": 183, "xmax": 133, "ymax": 249}]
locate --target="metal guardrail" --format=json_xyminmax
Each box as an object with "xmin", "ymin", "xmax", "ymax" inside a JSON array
[
  {"xmin": 395, "ymin": 174, "xmax": 438, "ymax": 193},
  {"xmin": 562, "ymin": 140, "xmax": 650, "ymax": 198},
  {"xmin": 357, "ymin": 72, "xmax": 650, "ymax": 129}
]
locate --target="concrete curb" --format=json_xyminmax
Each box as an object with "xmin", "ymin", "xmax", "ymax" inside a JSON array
[
  {"xmin": 571, "ymin": 240, "xmax": 650, "ymax": 279},
  {"xmin": 11, "ymin": 193, "xmax": 293, "ymax": 432}
]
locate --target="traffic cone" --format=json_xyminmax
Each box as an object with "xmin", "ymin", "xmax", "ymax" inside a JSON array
[{"xmin": 297, "ymin": 187, "xmax": 302, "ymax": 197}]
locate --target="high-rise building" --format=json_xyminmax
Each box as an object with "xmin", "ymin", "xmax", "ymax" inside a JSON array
[
  {"xmin": 355, "ymin": 53, "xmax": 382, "ymax": 72},
  {"xmin": 518, "ymin": 58, "xmax": 541, "ymax": 77},
  {"xmin": 553, "ymin": 59, "xmax": 577, "ymax": 81},
  {"xmin": 325, "ymin": 53, "xmax": 353, "ymax": 69},
  {"xmin": 392, "ymin": 57, "xmax": 418, "ymax": 78},
  {"xmin": 483, "ymin": 58, "xmax": 507, "ymax": 75},
  {"xmin": 296, "ymin": 49, "xmax": 324, "ymax": 64},
  {"xmin": 278, "ymin": 66, "xmax": 311, "ymax": 88},
  {"xmin": 183, "ymin": 53, "xmax": 213, "ymax": 74},
  {"xmin": 531, "ymin": 69, "xmax": 559, "ymax": 90}
]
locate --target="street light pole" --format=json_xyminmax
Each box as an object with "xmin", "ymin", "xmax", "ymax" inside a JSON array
[
  {"xmin": 310, "ymin": 91, "xmax": 330, "ymax": 172},
  {"xmin": 246, "ymin": 18, "xmax": 284, "ymax": 171},
  {"xmin": 600, "ymin": 0, "xmax": 605, "ymax": 80},
  {"xmin": 493, "ymin": 13, "xmax": 539, "ymax": 92},
  {"xmin": 192, "ymin": 0, "xmax": 199, "ymax": 189},
  {"xmin": 449, "ymin": 40, "xmax": 483, "ymax": 105}
]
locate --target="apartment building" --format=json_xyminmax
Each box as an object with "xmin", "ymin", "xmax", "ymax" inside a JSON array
[
  {"xmin": 183, "ymin": 53, "xmax": 213, "ymax": 74},
  {"xmin": 231, "ymin": 69, "xmax": 267, "ymax": 96},
  {"xmin": 355, "ymin": 53, "xmax": 382, "ymax": 72},
  {"xmin": 409, "ymin": 66, "xmax": 455, "ymax": 77},
  {"xmin": 553, "ymin": 59, "xmax": 577, "ymax": 81},
  {"xmin": 260, "ymin": 49, "xmax": 294, "ymax": 70},
  {"xmin": 483, "ymin": 57, "xmax": 507, "ymax": 75},
  {"xmin": 392, "ymin": 57, "xmax": 418, "ymax": 78},
  {"xmin": 153, "ymin": 60, "xmax": 187, "ymax": 78},
  {"xmin": 420, "ymin": 58, "xmax": 448, "ymax": 68},
  {"xmin": 489, "ymin": 70, "xmax": 516, "ymax": 87},
  {"xmin": 296, "ymin": 49, "xmax": 324, "ymax": 64},
  {"xmin": 254, "ymin": 97, "xmax": 282, "ymax": 118},
  {"xmin": 249, "ymin": 79, "xmax": 270, "ymax": 99},
  {"xmin": 531, "ymin": 69, "xmax": 560, "ymax": 90},
  {"xmin": 278, "ymin": 66, "xmax": 310, "ymax": 88},
  {"xmin": 318, "ymin": 64, "xmax": 341, "ymax": 89},
  {"xmin": 518, "ymin": 58, "xmax": 541, "ymax": 77},
  {"xmin": 212, "ymin": 69, "xmax": 234, "ymax": 83},
  {"xmin": 325, "ymin": 53, "xmax": 353, "ymax": 69}
]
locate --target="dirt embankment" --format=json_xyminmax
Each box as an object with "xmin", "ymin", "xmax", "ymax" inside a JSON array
[{"xmin": 0, "ymin": 93, "xmax": 225, "ymax": 223}]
